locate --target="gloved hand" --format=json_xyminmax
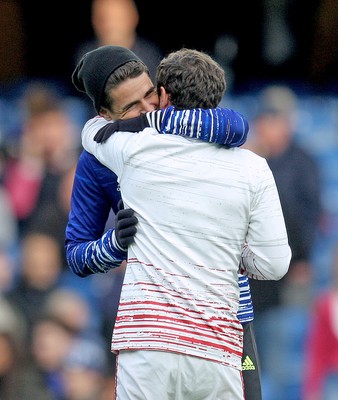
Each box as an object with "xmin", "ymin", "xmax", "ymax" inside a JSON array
[
  {"xmin": 114, "ymin": 200, "xmax": 138, "ymax": 249},
  {"xmin": 94, "ymin": 114, "xmax": 150, "ymax": 143}
]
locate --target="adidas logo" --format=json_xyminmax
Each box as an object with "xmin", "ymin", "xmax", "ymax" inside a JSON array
[{"xmin": 242, "ymin": 355, "xmax": 256, "ymax": 371}]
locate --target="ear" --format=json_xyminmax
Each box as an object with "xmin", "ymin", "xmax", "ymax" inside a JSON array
[
  {"xmin": 159, "ymin": 86, "xmax": 170, "ymax": 109},
  {"xmin": 99, "ymin": 108, "xmax": 112, "ymax": 121}
]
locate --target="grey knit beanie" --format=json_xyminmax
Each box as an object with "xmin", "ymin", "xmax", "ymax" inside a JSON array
[{"xmin": 72, "ymin": 45, "xmax": 142, "ymax": 113}]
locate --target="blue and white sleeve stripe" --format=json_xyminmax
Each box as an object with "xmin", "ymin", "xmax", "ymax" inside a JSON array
[
  {"xmin": 66, "ymin": 229, "xmax": 127, "ymax": 277},
  {"xmin": 153, "ymin": 106, "xmax": 248, "ymax": 146},
  {"xmin": 237, "ymin": 274, "xmax": 254, "ymax": 323}
]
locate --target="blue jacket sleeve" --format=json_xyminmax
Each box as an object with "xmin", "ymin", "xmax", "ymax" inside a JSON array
[
  {"xmin": 156, "ymin": 106, "xmax": 249, "ymax": 147},
  {"xmin": 65, "ymin": 150, "xmax": 125, "ymax": 277}
]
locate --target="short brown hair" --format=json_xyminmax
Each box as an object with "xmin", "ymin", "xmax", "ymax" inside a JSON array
[{"xmin": 155, "ymin": 48, "xmax": 226, "ymax": 109}]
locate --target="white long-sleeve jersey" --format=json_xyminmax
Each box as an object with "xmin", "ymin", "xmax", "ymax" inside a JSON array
[{"xmin": 82, "ymin": 117, "xmax": 291, "ymax": 371}]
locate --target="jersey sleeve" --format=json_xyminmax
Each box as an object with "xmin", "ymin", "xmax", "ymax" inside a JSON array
[
  {"xmin": 65, "ymin": 150, "xmax": 126, "ymax": 277},
  {"xmin": 147, "ymin": 106, "xmax": 249, "ymax": 147},
  {"xmin": 237, "ymin": 274, "xmax": 254, "ymax": 323},
  {"xmin": 239, "ymin": 157, "xmax": 291, "ymax": 280}
]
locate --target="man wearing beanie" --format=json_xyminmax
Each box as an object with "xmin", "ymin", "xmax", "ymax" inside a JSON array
[{"xmin": 67, "ymin": 46, "xmax": 286, "ymax": 399}]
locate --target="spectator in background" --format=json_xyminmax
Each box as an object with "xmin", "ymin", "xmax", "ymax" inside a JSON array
[
  {"xmin": 61, "ymin": 338, "xmax": 109, "ymax": 400},
  {"xmin": 6, "ymin": 231, "xmax": 107, "ymax": 348},
  {"xmin": 18, "ymin": 313, "xmax": 113, "ymax": 400},
  {"xmin": 247, "ymin": 85, "xmax": 321, "ymax": 309},
  {"xmin": 18, "ymin": 315, "xmax": 77, "ymax": 400},
  {"xmin": 75, "ymin": 0, "xmax": 163, "ymax": 81},
  {"xmin": 42, "ymin": 287, "xmax": 104, "ymax": 345},
  {"xmin": 6, "ymin": 232, "xmax": 64, "ymax": 341},
  {"xmin": 302, "ymin": 242, "xmax": 338, "ymax": 400},
  {"xmin": 3, "ymin": 83, "xmax": 80, "ymax": 250}
]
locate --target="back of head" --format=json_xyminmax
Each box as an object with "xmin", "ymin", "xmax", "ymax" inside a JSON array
[{"xmin": 156, "ymin": 48, "xmax": 226, "ymax": 109}]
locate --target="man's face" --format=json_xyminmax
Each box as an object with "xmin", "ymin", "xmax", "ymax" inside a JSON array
[{"xmin": 106, "ymin": 72, "xmax": 159, "ymax": 120}]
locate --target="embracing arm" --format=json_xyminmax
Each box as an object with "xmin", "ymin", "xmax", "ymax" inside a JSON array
[
  {"xmin": 94, "ymin": 106, "xmax": 249, "ymax": 146},
  {"xmin": 239, "ymin": 158, "xmax": 291, "ymax": 281},
  {"xmin": 65, "ymin": 150, "xmax": 130, "ymax": 277},
  {"xmin": 66, "ymin": 230, "xmax": 127, "ymax": 277}
]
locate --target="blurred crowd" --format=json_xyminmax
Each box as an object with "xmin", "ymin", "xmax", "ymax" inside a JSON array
[{"xmin": 0, "ymin": 0, "xmax": 338, "ymax": 399}]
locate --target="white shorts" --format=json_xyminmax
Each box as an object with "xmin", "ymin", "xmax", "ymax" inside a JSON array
[{"xmin": 115, "ymin": 350, "xmax": 244, "ymax": 400}]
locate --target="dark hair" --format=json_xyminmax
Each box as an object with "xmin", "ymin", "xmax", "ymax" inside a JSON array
[
  {"xmin": 155, "ymin": 48, "xmax": 226, "ymax": 109},
  {"xmin": 72, "ymin": 45, "xmax": 146, "ymax": 113},
  {"xmin": 101, "ymin": 60, "xmax": 149, "ymax": 112}
]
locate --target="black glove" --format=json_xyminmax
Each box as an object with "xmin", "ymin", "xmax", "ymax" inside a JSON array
[
  {"xmin": 94, "ymin": 114, "xmax": 150, "ymax": 143},
  {"xmin": 114, "ymin": 200, "xmax": 138, "ymax": 249}
]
